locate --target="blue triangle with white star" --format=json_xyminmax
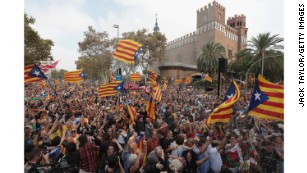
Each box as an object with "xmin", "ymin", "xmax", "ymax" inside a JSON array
[
  {"xmin": 247, "ymin": 77, "xmax": 269, "ymax": 112},
  {"xmin": 28, "ymin": 64, "xmax": 47, "ymax": 79},
  {"xmin": 114, "ymin": 82, "xmax": 124, "ymax": 92},
  {"xmin": 80, "ymin": 71, "xmax": 85, "ymax": 78},
  {"xmin": 223, "ymin": 82, "xmax": 236, "ymax": 102}
]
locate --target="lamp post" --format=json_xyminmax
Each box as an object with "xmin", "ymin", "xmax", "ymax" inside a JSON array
[
  {"xmin": 245, "ymin": 55, "xmax": 282, "ymax": 92},
  {"xmin": 113, "ymin": 24, "xmax": 119, "ymax": 41}
]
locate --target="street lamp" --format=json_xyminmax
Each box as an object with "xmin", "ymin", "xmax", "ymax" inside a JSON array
[
  {"xmin": 113, "ymin": 24, "xmax": 119, "ymax": 40},
  {"xmin": 244, "ymin": 55, "xmax": 282, "ymax": 92}
]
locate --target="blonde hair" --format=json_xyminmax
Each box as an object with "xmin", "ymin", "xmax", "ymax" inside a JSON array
[{"xmin": 169, "ymin": 159, "xmax": 183, "ymax": 172}]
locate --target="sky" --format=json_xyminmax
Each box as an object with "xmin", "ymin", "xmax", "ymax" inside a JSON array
[{"xmin": 24, "ymin": 0, "xmax": 283, "ymax": 71}]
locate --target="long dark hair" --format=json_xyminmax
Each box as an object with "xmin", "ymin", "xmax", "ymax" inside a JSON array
[{"xmin": 78, "ymin": 135, "xmax": 88, "ymax": 148}]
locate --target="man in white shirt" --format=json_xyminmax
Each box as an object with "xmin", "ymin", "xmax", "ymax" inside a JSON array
[{"xmin": 207, "ymin": 131, "xmax": 230, "ymax": 173}]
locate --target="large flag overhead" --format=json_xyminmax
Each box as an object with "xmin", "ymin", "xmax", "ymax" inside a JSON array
[
  {"xmin": 63, "ymin": 70, "xmax": 84, "ymax": 83},
  {"xmin": 98, "ymin": 81, "xmax": 122, "ymax": 98},
  {"xmin": 247, "ymin": 74, "xmax": 284, "ymax": 121},
  {"xmin": 130, "ymin": 72, "xmax": 141, "ymax": 81},
  {"xmin": 147, "ymin": 70, "xmax": 157, "ymax": 83},
  {"xmin": 25, "ymin": 64, "xmax": 48, "ymax": 83},
  {"xmin": 205, "ymin": 81, "xmax": 240, "ymax": 125},
  {"xmin": 113, "ymin": 39, "xmax": 142, "ymax": 64}
]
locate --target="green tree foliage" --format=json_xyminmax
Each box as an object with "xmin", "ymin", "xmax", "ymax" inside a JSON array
[
  {"xmin": 228, "ymin": 33, "xmax": 284, "ymax": 82},
  {"xmin": 121, "ymin": 29, "xmax": 167, "ymax": 72},
  {"xmin": 197, "ymin": 42, "xmax": 226, "ymax": 75},
  {"xmin": 24, "ymin": 13, "xmax": 54, "ymax": 65},
  {"xmin": 191, "ymin": 79, "xmax": 217, "ymax": 89},
  {"xmin": 51, "ymin": 69, "xmax": 68, "ymax": 80},
  {"xmin": 76, "ymin": 26, "xmax": 113, "ymax": 83}
]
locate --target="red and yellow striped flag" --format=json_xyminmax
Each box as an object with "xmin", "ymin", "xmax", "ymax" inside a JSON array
[
  {"xmin": 146, "ymin": 87, "xmax": 156, "ymax": 122},
  {"xmin": 63, "ymin": 70, "xmax": 84, "ymax": 83},
  {"xmin": 110, "ymin": 73, "xmax": 116, "ymax": 82},
  {"xmin": 175, "ymin": 79, "xmax": 182, "ymax": 85},
  {"xmin": 55, "ymin": 79, "xmax": 60, "ymax": 85},
  {"xmin": 147, "ymin": 70, "xmax": 157, "ymax": 83},
  {"xmin": 127, "ymin": 104, "xmax": 138, "ymax": 125},
  {"xmin": 185, "ymin": 76, "xmax": 192, "ymax": 84},
  {"xmin": 113, "ymin": 40, "xmax": 142, "ymax": 64},
  {"xmin": 98, "ymin": 81, "xmax": 122, "ymax": 98},
  {"xmin": 153, "ymin": 82, "xmax": 162, "ymax": 102},
  {"xmin": 24, "ymin": 64, "xmax": 47, "ymax": 83},
  {"xmin": 41, "ymin": 80, "xmax": 46, "ymax": 88},
  {"xmin": 204, "ymin": 74, "xmax": 213, "ymax": 82},
  {"xmin": 205, "ymin": 81, "xmax": 240, "ymax": 125},
  {"xmin": 247, "ymin": 74, "xmax": 284, "ymax": 121},
  {"xmin": 46, "ymin": 93, "xmax": 52, "ymax": 100},
  {"xmin": 162, "ymin": 82, "xmax": 167, "ymax": 91},
  {"xmin": 130, "ymin": 72, "xmax": 141, "ymax": 81},
  {"xmin": 134, "ymin": 134, "xmax": 146, "ymax": 167}
]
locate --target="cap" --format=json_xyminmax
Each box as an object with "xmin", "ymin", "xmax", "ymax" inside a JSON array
[{"xmin": 25, "ymin": 124, "xmax": 33, "ymax": 129}]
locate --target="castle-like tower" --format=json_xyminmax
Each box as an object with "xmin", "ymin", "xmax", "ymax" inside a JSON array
[{"xmin": 159, "ymin": 1, "xmax": 247, "ymax": 82}]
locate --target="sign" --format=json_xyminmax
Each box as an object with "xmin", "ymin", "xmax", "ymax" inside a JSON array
[{"xmin": 116, "ymin": 75, "xmax": 122, "ymax": 81}]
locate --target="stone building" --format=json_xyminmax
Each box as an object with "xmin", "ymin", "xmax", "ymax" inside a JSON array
[{"xmin": 158, "ymin": 0, "xmax": 247, "ymax": 84}]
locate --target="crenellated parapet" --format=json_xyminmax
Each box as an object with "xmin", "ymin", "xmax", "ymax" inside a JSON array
[
  {"xmin": 197, "ymin": 0, "xmax": 225, "ymax": 13},
  {"xmin": 166, "ymin": 32, "xmax": 197, "ymax": 51},
  {"xmin": 227, "ymin": 14, "xmax": 246, "ymax": 28}
]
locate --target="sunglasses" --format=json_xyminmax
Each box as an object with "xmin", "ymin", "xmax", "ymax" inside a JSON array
[{"xmin": 71, "ymin": 130, "xmax": 76, "ymax": 133}]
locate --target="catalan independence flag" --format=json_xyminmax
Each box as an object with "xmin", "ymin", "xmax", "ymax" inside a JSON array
[
  {"xmin": 205, "ymin": 81, "xmax": 240, "ymax": 125},
  {"xmin": 153, "ymin": 82, "xmax": 162, "ymax": 102},
  {"xmin": 185, "ymin": 76, "xmax": 192, "ymax": 84},
  {"xmin": 130, "ymin": 72, "xmax": 141, "ymax": 81},
  {"xmin": 98, "ymin": 81, "xmax": 122, "ymax": 98},
  {"xmin": 63, "ymin": 70, "xmax": 84, "ymax": 83},
  {"xmin": 147, "ymin": 70, "xmax": 157, "ymax": 83},
  {"xmin": 162, "ymin": 82, "xmax": 167, "ymax": 91},
  {"xmin": 146, "ymin": 87, "xmax": 156, "ymax": 122},
  {"xmin": 134, "ymin": 133, "xmax": 146, "ymax": 167},
  {"xmin": 113, "ymin": 39, "xmax": 142, "ymax": 64},
  {"xmin": 175, "ymin": 79, "xmax": 182, "ymax": 85},
  {"xmin": 247, "ymin": 74, "xmax": 284, "ymax": 121},
  {"xmin": 127, "ymin": 104, "xmax": 138, "ymax": 125},
  {"xmin": 24, "ymin": 64, "xmax": 47, "ymax": 83},
  {"xmin": 202, "ymin": 73, "xmax": 213, "ymax": 82}
]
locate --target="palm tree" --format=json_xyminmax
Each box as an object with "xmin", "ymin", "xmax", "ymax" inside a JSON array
[
  {"xmin": 197, "ymin": 42, "xmax": 226, "ymax": 75},
  {"xmin": 249, "ymin": 32, "xmax": 284, "ymax": 77},
  {"xmin": 229, "ymin": 33, "xmax": 284, "ymax": 82}
]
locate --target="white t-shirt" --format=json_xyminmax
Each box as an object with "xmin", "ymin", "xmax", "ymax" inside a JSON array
[{"xmin": 208, "ymin": 144, "xmax": 223, "ymax": 173}]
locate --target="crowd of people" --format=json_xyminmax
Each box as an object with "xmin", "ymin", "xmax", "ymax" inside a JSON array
[{"xmin": 24, "ymin": 81, "xmax": 284, "ymax": 173}]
